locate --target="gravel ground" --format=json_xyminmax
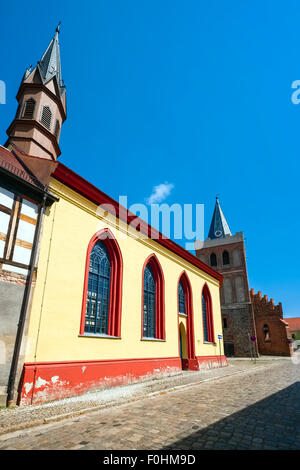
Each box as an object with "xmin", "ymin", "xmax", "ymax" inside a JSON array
[{"xmin": 0, "ymin": 358, "xmax": 286, "ymax": 435}]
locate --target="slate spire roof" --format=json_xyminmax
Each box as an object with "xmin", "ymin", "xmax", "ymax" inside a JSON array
[
  {"xmin": 24, "ymin": 23, "xmax": 66, "ymax": 98},
  {"xmin": 208, "ymin": 197, "xmax": 232, "ymax": 239}
]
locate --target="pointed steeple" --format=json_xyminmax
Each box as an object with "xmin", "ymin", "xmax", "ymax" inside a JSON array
[
  {"xmin": 208, "ymin": 197, "xmax": 232, "ymax": 239},
  {"xmin": 5, "ymin": 24, "xmax": 67, "ymax": 161},
  {"xmin": 37, "ymin": 22, "xmax": 65, "ymax": 97}
]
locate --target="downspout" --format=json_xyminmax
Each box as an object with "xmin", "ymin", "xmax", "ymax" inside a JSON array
[
  {"xmin": 6, "ymin": 192, "xmax": 47, "ymax": 407},
  {"xmin": 31, "ymin": 199, "xmax": 57, "ymax": 404}
]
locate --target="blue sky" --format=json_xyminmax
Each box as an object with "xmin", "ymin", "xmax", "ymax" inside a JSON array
[{"xmin": 0, "ymin": 1, "xmax": 299, "ymax": 317}]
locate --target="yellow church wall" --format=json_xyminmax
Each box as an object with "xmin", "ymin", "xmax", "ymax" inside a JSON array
[{"xmin": 20, "ymin": 178, "xmax": 225, "ymax": 405}]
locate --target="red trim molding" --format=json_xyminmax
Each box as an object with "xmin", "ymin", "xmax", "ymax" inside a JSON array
[
  {"xmin": 141, "ymin": 254, "xmax": 165, "ymax": 340},
  {"xmin": 80, "ymin": 228, "xmax": 123, "ymax": 337},
  {"xmin": 18, "ymin": 357, "xmax": 182, "ymax": 405},
  {"xmin": 52, "ymin": 162, "xmax": 223, "ymax": 286}
]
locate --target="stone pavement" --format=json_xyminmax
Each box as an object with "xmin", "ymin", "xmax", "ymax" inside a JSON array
[
  {"xmin": 0, "ymin": 358, "xmax": 269, "ymax": 435},
  {"xmin": 0, "ymin": 358, "xmax": 299, "ymax": 450}
]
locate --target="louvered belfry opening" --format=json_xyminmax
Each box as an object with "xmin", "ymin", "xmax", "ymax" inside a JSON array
[
  {"xmin": 40, "ymin": 105, "xmax": 52, "ymax": 130},
  {"xmin": 22, "ymin": 98, "xmax": 36, "ymax": 119}
]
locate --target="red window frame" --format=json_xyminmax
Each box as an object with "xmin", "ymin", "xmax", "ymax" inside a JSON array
[
  {"xmin": 202, "ymin": 283, "xmax": 215, "ymax": 343},
  {"xmin": 80, "ymin": 228, "xmax": 123, "ymax": 337}
]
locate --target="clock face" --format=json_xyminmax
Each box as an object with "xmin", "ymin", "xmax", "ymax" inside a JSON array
[{"xmin": 214, "ymin": 230, "xmax": 222, "ymax": 238}]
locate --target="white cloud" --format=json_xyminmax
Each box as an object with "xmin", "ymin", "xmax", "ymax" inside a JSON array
[{"xmin": 146, "ymin": 182, "xmax": 174, "ymax": 205}]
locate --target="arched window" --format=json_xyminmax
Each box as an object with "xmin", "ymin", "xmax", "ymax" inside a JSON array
[
  {"xmin": 40, "ymin": 105, "xmax": 52, "ymax": 130},
  {"xmin": 222, "ymin": 250, "xmax": 230, "ymax": 265},
  {"xmin": 142, "ymin": 255, "xmax": 165, "ymax": 340},
  {"xmin": 178, "ymin": 281, "xmax": 186, "ymax": 315},
  {"xmin": 210, "ymin": 253, "xmax": 217, "ymax": 267},
  {"xmin": 84, "ymin": 241, "xmax": 111, "ymax": 335},
  {"xmin": 143, "ymin": 265, "xmax": 156, "ymax": 338},
  {"xmin": 178, "ymin": 272, "xmax": 196, "ymax": 363},
  {"xmin": 263, "ymin": 324, "xmax": 270, "ymax": 342},
  {"xmin": 202, "ymin": 284, "xmax": 215, "ymax": 343},
  {"xmin": 22, "ymin": 98, "xmax": 36, "ymax": 119},
  {"xmin": 80, "ymin": 229, "xmax": 123, "ymax": 337}
]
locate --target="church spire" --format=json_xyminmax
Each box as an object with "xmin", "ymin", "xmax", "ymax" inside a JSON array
[
  {"xmin": 208, "ymin": 197, "xmax": 232, "ymax": 239},
  {"xmin": 5, "ymin": 24, "xmax": 67, "ymax": 161},
  {"xmin": 36, "ymin": 22, "xmax": 65, "ymax": 97}
]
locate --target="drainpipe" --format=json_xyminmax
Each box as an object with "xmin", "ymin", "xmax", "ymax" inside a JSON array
[{"xmin": 6, "ymin": 192, "xmax": 47, "ymax": 407}]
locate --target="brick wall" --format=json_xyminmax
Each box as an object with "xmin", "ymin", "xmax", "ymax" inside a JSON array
[{"xmin": 250, "ymin": 289, "xmax": 293, "ymax": 356}]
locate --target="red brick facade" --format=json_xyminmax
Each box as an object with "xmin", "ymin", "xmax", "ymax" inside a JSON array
[{"xmin": 250, "ymin": 289, "xmax": 293, "ymax": 356}]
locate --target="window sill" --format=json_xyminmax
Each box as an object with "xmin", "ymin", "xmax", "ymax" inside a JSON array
[
  {"xmin": 179, "ymin": 313, "xmax": 187, "ymax": 317},
  {"xmin": 204, "ymin": 341, "xmax": 217, "ymax": 345},
  {"xmin": 78, "ymin": 334, "xmax": 121, "ymax": 339},
  {"xmin": 141, "ymin": 337, "xmax": 166, "ymax": 342}
]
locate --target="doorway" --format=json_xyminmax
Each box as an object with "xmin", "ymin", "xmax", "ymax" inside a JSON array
[
  {"xmin": 224, "ymin": 342, "xmax": 235, "ymax": 357},
  {"xmin": 179, "ymin": 322, "xmax": 188, "ymax": 369}
]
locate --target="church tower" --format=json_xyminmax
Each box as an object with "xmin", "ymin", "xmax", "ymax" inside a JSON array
[
  {"xmin": 195, "ymin": 198, "xmax": 258, "ymax": 357},
  {"xmin": 5, "ymin": 24, "xmax": 66, "ymax": 160}
]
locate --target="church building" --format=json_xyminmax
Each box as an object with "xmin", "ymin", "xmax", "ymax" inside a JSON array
[
  {"xmin": 195, "ymin": 198, "xmax": 293, "ymax": 358},
  {"xmin": 1, "ymin": 27, "xmax": 226, "ymax": 406}
]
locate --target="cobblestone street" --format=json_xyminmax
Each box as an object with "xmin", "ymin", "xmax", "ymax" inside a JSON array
[{"xmin": 0, "ymin": 359, "xmax": 300, "ymax": 450}]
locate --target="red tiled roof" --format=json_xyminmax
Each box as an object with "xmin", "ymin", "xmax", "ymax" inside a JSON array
[
  {"xmin": 0, "ymin": 145, "xmax": 43, "ymax": 188},
  {"xmin": 284, "ymin": 317, "xmax": 300, "ymax": 332}
]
